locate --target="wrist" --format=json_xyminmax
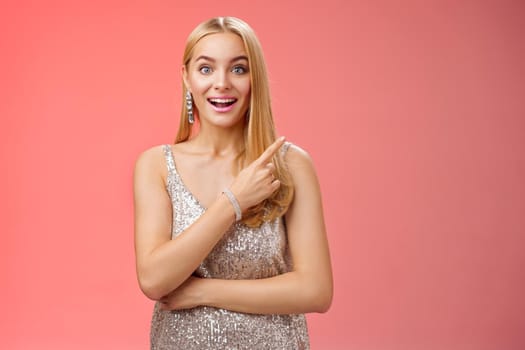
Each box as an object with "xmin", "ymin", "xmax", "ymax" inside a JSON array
[
  {"xmin": 215, "ymin": 193, "xmax": 237, "ymax": 224},
  {"xmin": 198, "ymin": 278, "xmax": 217, "ymax": 307},
  {"xmin": 222, "ymin": 188, "xmax": 242, "ymax": 221}
]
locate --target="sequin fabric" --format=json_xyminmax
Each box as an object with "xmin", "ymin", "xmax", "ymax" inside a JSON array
[{"xmin": 150, "ymin": 143, "xmax": 309, "ymax": 350}]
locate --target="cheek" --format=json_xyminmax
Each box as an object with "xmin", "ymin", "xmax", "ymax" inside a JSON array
[
  {"xmin": 239, "ymin": 80, "xmax": 251, "ymax": 98},
  {"xmin": 189, "ymin": 77, "xmax": 211, "ymax": 94}
]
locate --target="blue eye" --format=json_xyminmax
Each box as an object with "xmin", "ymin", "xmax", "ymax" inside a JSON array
[
  {"xmin": 232, "ymin": 66, "xmax": 247, "ymax": 74},
  {"xmin": 199, "ymin": 66, "xmax": 212, "ymax": 74}
]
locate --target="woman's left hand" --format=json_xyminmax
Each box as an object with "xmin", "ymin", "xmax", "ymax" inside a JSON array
[{"xmin": 159, "ymin": 276, "xmax": 205, "ymax": 310}]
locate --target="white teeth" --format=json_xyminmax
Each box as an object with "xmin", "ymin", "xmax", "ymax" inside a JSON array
[{"xmin": 209, "ymin": 98, "xmax": 236, "ymax": 103}]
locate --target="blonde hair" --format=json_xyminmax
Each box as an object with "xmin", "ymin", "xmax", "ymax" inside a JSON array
[{"xmin": 175, "ymin": 17, "xmax": 293, "ymax": 227}]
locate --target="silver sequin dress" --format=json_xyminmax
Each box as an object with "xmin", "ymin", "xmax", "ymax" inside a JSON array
[{"xmin": 149, "ymin": 144, "xmax": 309, "ymax": 350}]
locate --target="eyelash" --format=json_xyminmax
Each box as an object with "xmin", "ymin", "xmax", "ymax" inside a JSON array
[
  {"xmin": 199, "ymin": 66, "xmax": 212, "ymax": 74},
  {"xmin": 232, "ymin": 65, "xmax": 247, "ymax": 74},
  {"xmin": 198, "ymin": 65, "xmax": 248, "ymax": 75}
]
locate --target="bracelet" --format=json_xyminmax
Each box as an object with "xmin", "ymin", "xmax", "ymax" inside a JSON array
[{"xmin": 222, "ymin": 188, "xmax": 242, "ymax": 222}]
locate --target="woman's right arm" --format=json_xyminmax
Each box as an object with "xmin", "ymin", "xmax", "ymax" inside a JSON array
[
  {"xmin": 133, "ymin": 146, "xmax": 236, "ymax": 301},
  {"xmin": 133, "ymin": 138, "xmax": 284, "ymax": 301}
]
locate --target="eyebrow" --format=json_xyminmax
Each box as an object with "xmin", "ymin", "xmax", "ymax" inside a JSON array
[{"xmin": 194, "ymin": 55, "xmax": 248, "ymax": 63}]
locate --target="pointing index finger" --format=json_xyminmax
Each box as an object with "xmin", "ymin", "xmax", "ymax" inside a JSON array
[{"xmin": 256, "ymin": 136, "xmax": 286, "ymax": 165}]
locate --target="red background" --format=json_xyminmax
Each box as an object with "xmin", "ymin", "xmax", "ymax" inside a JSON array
[{"xmin": 2, "ymin": 0, "xmax": 525, "ymax": 349}]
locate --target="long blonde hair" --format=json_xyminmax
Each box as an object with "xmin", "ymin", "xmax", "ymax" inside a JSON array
[{"xmin": 175, "ymin": 17, "xmax": 293, "ymax": 227}]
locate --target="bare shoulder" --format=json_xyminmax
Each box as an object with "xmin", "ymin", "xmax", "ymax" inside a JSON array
[
  {"xmin": 284, "ymin": 143, "xmax": 318, "ymax": 177},
  {"xmin": 134, "ymin": 144, "xmax": 169, "ymax": 182},
  {"xmin": 136, "ymin": 144, "xmax": 166, "ymax": 164}
]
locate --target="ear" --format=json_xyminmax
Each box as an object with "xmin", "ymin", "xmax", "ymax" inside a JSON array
[{"xmin": 182, "ymin": 65, "xmax": 190, "ymax": 92}]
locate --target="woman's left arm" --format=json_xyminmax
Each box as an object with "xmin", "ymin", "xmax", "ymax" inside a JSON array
[{"xmin": 160, "ymin": 145, "xmax": 333, "ymax": 315}]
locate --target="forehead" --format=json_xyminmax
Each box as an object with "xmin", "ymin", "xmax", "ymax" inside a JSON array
[{"xmin": 191, "ymin": 32, "xmax": 247, "ymax": 61}]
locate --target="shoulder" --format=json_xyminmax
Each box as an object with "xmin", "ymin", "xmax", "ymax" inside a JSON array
[
  {"xmin": 135, "ymin": 144, "xmax": 168, "ymax": 166},
  {"xmin": 283, "ymin": 143, "xmax": 323, "ymax": 219},
  {"xmin": 282, "ymin": 142, "xmax": 320, "ymax": 190},
  {"xmin": 134, "ymin": 144, "xmax": 171, "ymax": 181},
  {"xmin": 283, "ymin": 143, "xmax": 316, "ymax": 172}
]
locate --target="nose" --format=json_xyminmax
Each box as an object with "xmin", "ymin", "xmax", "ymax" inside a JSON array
[{"xmin": 213, "ymin": 70, "xmax": 231, "ymax": 90}]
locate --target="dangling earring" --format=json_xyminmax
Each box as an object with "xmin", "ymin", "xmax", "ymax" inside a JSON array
[{"xmin": 186, "ymin": 91, "xmax": 194, "ymax": 124}]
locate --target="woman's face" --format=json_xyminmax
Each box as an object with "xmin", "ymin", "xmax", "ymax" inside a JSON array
[{"xmin": 184, "ymin": 32, "xmax": 251, "ymax": 129}]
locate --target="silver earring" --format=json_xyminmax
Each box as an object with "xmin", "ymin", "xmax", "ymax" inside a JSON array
[{"xmin": 186, "ymin": 91, "xmax": 194, "ymax": 124}]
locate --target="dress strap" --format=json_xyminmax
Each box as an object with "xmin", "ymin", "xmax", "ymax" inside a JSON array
[
  {"xmin": 162, "ymin": 144, "xmax": 176, "ymax": 176},
  {"xmin": 280, "ymin": 141, "xmax": 292, "ymax": 156}
]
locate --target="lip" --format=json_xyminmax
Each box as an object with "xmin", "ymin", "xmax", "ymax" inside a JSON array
[
  {"xmin": 208, "ymin": 96, "xmax": 237, "ymax": 100},
  {"xmin": 207, "ymin": 96, "xmax": 238, "ymax": 113},
  {"xmin": 210, "ymin": 104, "xmax": 236, "ymax": 112}
]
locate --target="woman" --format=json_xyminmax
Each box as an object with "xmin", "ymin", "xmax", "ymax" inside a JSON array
[{"xmin": 134, "ymin": 16, "xmax": 332, "ymax": 349}]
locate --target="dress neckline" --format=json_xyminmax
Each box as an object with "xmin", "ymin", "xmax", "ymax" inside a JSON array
[
  {"xmin": 164, "ymin": 142, "xmax": 292, "ymax": 212},
  {"xmin": 165, "ymin": 145, "xmax": 208, "ymax": 211}
]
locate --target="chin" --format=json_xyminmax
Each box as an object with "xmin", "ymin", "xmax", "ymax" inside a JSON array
[
  {"xmin": 202, "ymin": 112, "xmax": 247, "ymax": 128},
  {"xmin": 214, "ymin": 118, "xmax": 246, "ymax": 129}
]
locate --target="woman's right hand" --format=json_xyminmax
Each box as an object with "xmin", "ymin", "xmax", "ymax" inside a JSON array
[{"xmin": 229, "ymin": 137, "xmax": 286, "ymax": 212}]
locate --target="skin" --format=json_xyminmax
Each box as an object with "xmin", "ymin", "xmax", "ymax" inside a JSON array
[{"xmin": 134, "ymin": 32, "xmax": 333, "ymax": 315}]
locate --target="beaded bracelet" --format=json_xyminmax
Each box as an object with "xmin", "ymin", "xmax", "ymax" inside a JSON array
[{"xmin": 222, "ymin": 188, "xmax": 242, "ymax": 221}]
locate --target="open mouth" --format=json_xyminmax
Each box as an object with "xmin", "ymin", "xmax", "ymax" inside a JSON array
[{"xmin": 207, "ymin": 97, "xmax": 237, "ymax": 108}]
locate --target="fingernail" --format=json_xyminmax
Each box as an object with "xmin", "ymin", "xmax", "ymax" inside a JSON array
[{"xmin": 279, "ymin": 136, "xmax": 285, "ymax": 141}]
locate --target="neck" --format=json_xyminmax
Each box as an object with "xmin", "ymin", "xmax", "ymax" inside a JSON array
[{"xmin": 191, "ymin": 121, "xmax": 246, "ymax": 157}]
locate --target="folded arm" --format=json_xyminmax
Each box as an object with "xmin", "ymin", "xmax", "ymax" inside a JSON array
[
  {"xmin": 134, "ymin": 139, "xmax": 286, "ymax": 301},
  {"xmin": 160, "ymin": 145, "xmax": 333, "ymax": 314},
  {"xmin": 133, "ymin": 146, "xmax": 237, "ymax": 300}
]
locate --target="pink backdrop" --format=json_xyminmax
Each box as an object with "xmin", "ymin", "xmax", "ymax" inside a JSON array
[{"xmin": 2, "ymin": 0, "xmax": 524, "ymax": 349}]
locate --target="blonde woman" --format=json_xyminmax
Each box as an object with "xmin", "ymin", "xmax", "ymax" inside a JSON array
[{"xmin": 134, "ymin": 16, "xmax": 333, "ymax": 349}]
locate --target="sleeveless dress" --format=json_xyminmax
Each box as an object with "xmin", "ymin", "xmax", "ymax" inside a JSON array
[{"xmin": 149, "ymin": 143, "xmax": 309, "ymax": 350}]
